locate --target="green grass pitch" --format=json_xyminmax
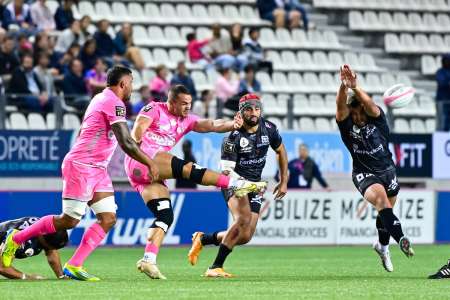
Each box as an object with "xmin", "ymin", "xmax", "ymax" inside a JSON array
[{"xmin": 2, "ymin": 245, "xmax": 450, "ymax": 299}]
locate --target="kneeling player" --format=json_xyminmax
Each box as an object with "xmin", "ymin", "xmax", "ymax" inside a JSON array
[
  {"xmin": 336, "ymin": 65, "xmax": 414, "ymax": 272},
  {"xmin": 0, "ymin": 217, "xmax": 68, "ymax": 279},
  {"xmin": 124, "ymin": 86, "xmax": 267, "ymax": 279},
  {"xmin": 187, "ymin": 93, "xmax": 288, "ymax": 277}
]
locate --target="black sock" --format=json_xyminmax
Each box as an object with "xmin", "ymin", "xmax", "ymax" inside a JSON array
[
  {"xmin": 210, "ymin": 244, "xmax": 232, "ymax": 269},
  {"xmin": 378, "ymin": 208, "xmax": 404, "ymax": 243},
  {"xmin": 376, "ymin": 215, "xmax": 390, "ymax": 246},
  {"xmin": 201, "ymin": 231, "xmax": 220, "ymax": 246}
]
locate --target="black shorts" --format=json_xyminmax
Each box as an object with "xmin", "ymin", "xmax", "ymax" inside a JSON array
[
  {"xmin": 352, "ymin": 168, "xmax": 400, "ymax": 198},
  {"xmin": 222, "ymin": 189, "xmax": 263, "ymax": 214}
]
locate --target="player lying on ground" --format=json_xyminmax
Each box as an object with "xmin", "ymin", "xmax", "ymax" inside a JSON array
[
  {"xmin": 187, "ymin": 93, "xmax": 288, "ymax": 278},
  {"xmin": 0, "ymin": 217, "xmax": 68, "ymax": 279},
  {"xmin": 1, "ymin": 66, "xmax": 159, "ymax": 281},
  {"xmin": 336, "ymin": 64, "xmax": 414, "ymax": 272},
  {"xmin": 124, "ymin": 85, "xmax": 268, "ymax": 280},
  {"xmin": 429, "ymin": 260, "xmax": 450, "ymax": 279}
]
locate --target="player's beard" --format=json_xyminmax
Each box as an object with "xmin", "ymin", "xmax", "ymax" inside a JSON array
[{"xmin": 243, "ymin": 115, "xmax": 259, "ymax": 127}]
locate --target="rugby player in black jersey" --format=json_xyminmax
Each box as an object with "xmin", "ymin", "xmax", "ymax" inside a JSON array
[
  {"xmin": 0, "ymin": 217, "xmax": 68, "ymax": 279},
  {"xmin": 336, "ymin": 65, "xmax": 414, "ymax": 272},
  {"xmin": 187, "ymin": 93, "xmax": 289, "ymax": 277}
]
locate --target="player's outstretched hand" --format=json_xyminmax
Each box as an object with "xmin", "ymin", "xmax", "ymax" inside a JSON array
[
  {"xmin": 233, "ymin": 113, "xmax": 243, "ymax": 129},
  {"xmin": 273, "ymin": 181, "xmax": 287, "ymax": 200},
  {"xmin": 340, "ymin": 64, "xmax": 357, "ymax": 89},
  {"xmin": 147, "ymin": 160, "xmax": 160, "ymax": 182}
]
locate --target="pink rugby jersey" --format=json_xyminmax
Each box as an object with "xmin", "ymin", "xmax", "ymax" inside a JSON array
[{"xmin": 64, "ymin": 88, "xmax": 127, "ymax": 168}]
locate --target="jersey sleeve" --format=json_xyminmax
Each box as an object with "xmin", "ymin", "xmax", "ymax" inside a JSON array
[
  {"xmin": 268, "ymin": 123, "xmax": 283, "ymax": 150},
  {"xmin": 138, "ymin": 102, "xmax": 159, "ymax": 121},
  {"xmin": 104, "ymin": 98, "xmax": 127, "ymax": 125},
  {"xmin": 221, "ymin": 133, "xmax": 239, "ymax": 162},
  {"xmin": 185, "ymin": 113, "xmax": 200, "ymax": 132}
]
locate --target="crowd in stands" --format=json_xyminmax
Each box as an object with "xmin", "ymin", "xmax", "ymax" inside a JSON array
[{"xmin": 0, "ymin": 0, "xmax": 311, "ymax": 119}]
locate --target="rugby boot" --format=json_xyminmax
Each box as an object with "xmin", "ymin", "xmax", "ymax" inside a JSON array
[
  {"xmin": 429, "ymin": 260, "xmax": 450, "ymax": 279},
  {"xmin": 204, "ymin": 267, "xmax": 234, "ymax": 278},
  {"xmin": 137, "ymin": 259, "xmax": 167, "ymax": 280},
  {"xmin": 373, "ymin": 242, "xmax": 394, "ymax": 272},
  {"xmin": 234, "ymin": 180, "xmax": 267, "ymax": 198},
  {"xmin": 1, "ymin": 229, "xmax": 20, "ymax": 267},
  {"xmin": 399, "ymin": 236, "xmax": 415, "ymax": 258},
  {"xmin": 63, "ymin": 263, "xmax": 100, "ymax": 281},
  {"xmin": 188, "ymin": 232, "xmax": 204, "ymax": 266}
]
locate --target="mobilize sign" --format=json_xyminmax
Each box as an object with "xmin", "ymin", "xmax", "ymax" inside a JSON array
[
  {"xmin": 388, "ymin": 134, "xmax": 432, "ymax": 177},
  {"xmin": 249, "ymin": 191, "xmax": 434, "ymax": 245}
]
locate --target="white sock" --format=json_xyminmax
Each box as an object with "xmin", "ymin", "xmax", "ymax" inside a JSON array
[
  {"xmin": 143, "ymin": 252, "xmax": 157, "ymax": 264},
  {"xmin": 228, "ymin": 177, "xmax": 242, "ymax": 189},
  {"xmin": 380, "ymin": 243, "xmax": 389, "ymax": 253}
]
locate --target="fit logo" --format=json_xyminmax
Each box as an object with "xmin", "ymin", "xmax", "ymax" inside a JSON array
[{"xmin": 390, "ymin": 143, "xmax": 426, "ymax": 168}]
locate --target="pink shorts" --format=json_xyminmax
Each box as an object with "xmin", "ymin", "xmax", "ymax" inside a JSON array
[
  {"xmin": 62, "ymin": 160, "xmax": 114, "ymax": 202},
  {"xmin": 124, "ymin": 155, "xmax": 166, "ymax": 194}
]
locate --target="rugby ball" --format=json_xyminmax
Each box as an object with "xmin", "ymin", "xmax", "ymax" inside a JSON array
[{"xmin": 383, "ymin": 84, "xmax": 415, "ymax": 108}]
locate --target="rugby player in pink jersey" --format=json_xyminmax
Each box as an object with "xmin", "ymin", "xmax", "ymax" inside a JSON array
[
  {"xmin": 1, "ymin": 66, "xmax": 159, "ymax": 281},
  {"xmin": 124, "ymin": 85, "xmax": 267, "ymax": 279}
]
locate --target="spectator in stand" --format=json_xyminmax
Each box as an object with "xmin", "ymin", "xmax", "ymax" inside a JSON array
[
  {"xmin": 208, "ymin": 23, "xmax": 243, "ymax": 71},
  {"xmin": 239, "ymin": 65, "xmax": 261, "ymax": 95},
  {"xmin": 256, "ymin": 0, "xmax": 309, "ymax": 30},
  {"xmin": 0, "ymin": 35, "xmax": 19, "ymax": 76},
  {"xmin": 170, "ymin": 61, "xmax": 197, "ymax": 100},
  {"xmin": 149, "ymin": 64, "xmax": 170, "ymax": 102},
  {"xmin": 0, "ymin": 0, "xmax": 5, "ymax": 29},
  {"xmin": 34, "ymin": 52, "xmax": 56, "ymax": 97},
  {"xmin": 200, "ymin": 89, "xmax": 214, "ymax": 118},
  {"xmin": 436, "ymin": 54, "xmax": 450, "ymax": 131},
  {"xmin": 54, "ymin": 0, "xmax": 74, "ymax": 31},
  {"xmin": 215, "ymin": 67, "xmax": 239, "ymax": 103},
  {"xmin": 55, "ymin": 20, "xmax": 85, "ymax": 54},
  {"xmin": 80, "ymin": 15, "xmax": 92, "ymax": 39},
  {"xmin": 84, "ymin": 57, "xmax": 107, "ymax": 97},
  {"xmin": 132, "ymin": 85, "xmax": 151, "ymax": 115},
  {"xmin": 54, "ymin": 42, "xmax": 79, "ymax": 75},
  {"xmin": 33, "ymin": 31, "xmax": 59, "ymax": 69},
  {"xmin": 229, "ymin": 23, "xmax": 248, "ymax": 67},
  {"xmin": 30, "ymin": 0, "xmax": 56, "ymax": 32},
  {"xmin": 62, "ymin": 58, "xmax": 89, "ymax": 110},
  {"xmin": 244, "ymin": 27, "xmax": 273, "ymax": 76},
  {"xmin": 283, "ymin": 144, "xmax": 330, "ymax": 190},
  {"xmin": 175, "ymin": 140, "xmax": 198, "ymax": 189},
  {"xmin": 3, "ymin": 0, "xmax": 34, "ymax": 35},
  {"xmin": 113, "ymin": 23, "xmax": 144, "ymax": 70},
  {"xmin": 186, "ymin": 32, "xmax": 211, "ymax": 69},
  {"xmin": 7, "ymin": 53, "xmax": 54, "ymax": 112},
  {"xmin": 16, "ymin": 33, "xmax": 32, "ymax": 56},
  {"xmin": 79, "ymin": 38, "xmax": 98, "ymax": 72}
]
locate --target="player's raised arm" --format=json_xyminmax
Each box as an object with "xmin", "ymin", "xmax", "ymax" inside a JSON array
[
  {"xmin": 44, "ymin": 249, "xmax": 64, "ymax": 278},
  {"xmin": 112, "ymin": 122, "xmax": 159, "ymax": 181},
  {"xmin": 336, "ymin": 66, "xmax": 350, "ymax": 122},
  {"xmin": 193, "ymin": 112, "xmax": 243, "ymax": 133},
  {"xmin": 341, "ymin": 65, "xmax": 380, "ymax": 118}
]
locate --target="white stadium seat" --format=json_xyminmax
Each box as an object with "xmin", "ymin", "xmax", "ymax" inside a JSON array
[
  {"xmin": 10, "ymin": 112, "xmax": 28, "ymax": 129},
  {"xmin": 63, "ymin": 114, "xmax": 81, "ymax": 130},
  {"xmin": 28, "ymin": 113, "xmax": 47, "ymax": 130}
]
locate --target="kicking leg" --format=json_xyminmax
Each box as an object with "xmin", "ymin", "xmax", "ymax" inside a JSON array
[
  {"xmin": 137, "ymin": 182, "xmax": 172, "ymax": 280},
  {"xmin": 153, "ymin": 152, "xmax": 267, "ymax": 197}
]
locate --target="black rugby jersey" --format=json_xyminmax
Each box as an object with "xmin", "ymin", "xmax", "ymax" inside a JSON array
[
  {"xmin": 337, "ymin": 108, "xmax": 395, "ymax": 174},
  {"xmin": 221, "ymin": 118, "xmax": 282, "ymax": 181},
  {"xmin": 0, "ymin": 217, "xmax": 44, "ymax": 259}
]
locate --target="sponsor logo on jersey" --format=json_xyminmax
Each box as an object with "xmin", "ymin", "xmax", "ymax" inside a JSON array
[
  {"xmin": 261, "ymin": 135, "xmax": 269, "ymax": 145},
  {"xmin": 143, "ymin": 104, "xmax": 153, "ymax": 112},
  {"xmin": 240, "ymin": 137, "xmax": 249, "ymax": 147},
  {"xmin": 223, "ymin": 141, "xmax": 235, "ymax": 153},
  {"xmin": 115, "ymin": 106, "xmax": 125, "ymax": 117}
]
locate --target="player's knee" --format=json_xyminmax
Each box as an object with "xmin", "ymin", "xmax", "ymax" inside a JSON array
[
  {"xmin": 182, "ymin": 161, "xmax": 207, "ymax": 184},
  {"xmin": 171, "ymin": 156, "xmax": 189, "ymax": 179},
  {"xmin": 238, "ymin": 231, "xmax": 253, "ymax": 245},
  {"xmin": 98, "ymin": 213, "xmax": 117, "ymax": 229},
  {"xmin": 235, "ymin": 215, "xmax": 251, "ymax": 229},
  {"xmin": 57, "ymin": 214, "xmax": 79, "ymax": 229},
  {"xmin": 147, "ymin": 198, "xmax": 174, "ymax": 233}
]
